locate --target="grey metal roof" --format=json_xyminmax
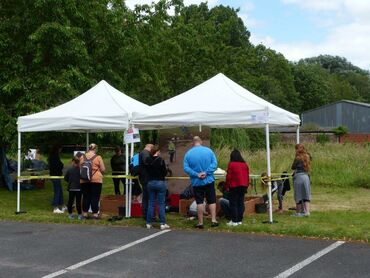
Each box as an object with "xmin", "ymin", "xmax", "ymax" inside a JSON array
[{"xmin": 302, "ymin": 99, "xmax": 370, "ymax": 114}]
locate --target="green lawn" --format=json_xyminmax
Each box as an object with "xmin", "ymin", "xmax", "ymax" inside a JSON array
[{"xmin": 1, "ymin": 143, "xmax": 369, "ymax": 243}]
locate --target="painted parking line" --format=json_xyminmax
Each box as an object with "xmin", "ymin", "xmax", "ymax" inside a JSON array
[
  {"xmin": 274, "ymin": 240, "xmax": 345, "ymax": 278},
  {"xmin": 42, "ymin": 229, "xmax": 171, "ymax": 278}
]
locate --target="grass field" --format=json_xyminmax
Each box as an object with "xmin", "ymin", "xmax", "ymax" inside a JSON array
[{"xmin": 0, "ymin": 143, "xmax": 369, "ymax": 242}]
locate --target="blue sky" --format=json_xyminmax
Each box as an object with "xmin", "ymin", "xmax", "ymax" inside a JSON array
[
  {"xmin": 127, "ymin": 0, "xmax": 370, "ymax": 70},
  {"xmin": 230, "ymin": 0, "xmax": 328, "ymax": 43}
]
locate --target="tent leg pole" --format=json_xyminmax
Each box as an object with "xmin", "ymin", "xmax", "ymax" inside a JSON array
[
  {"xmin": 296, "ymin": 126, "xmax": 300, "ymax": 144},
  {"xmin": 86, "ymin": 132, "xmax": 89, "ymax": 151},
  {"xmin": 16, "ymin": 132, "xmax": 25, "ymax": 214},
  {"xmin": 263, "ymin": 123, "xmax": 274, "ymax": 224},
  {"xmin": 125, "ymin": 142, "xmax": 129, "ymax": 218},
  {"xmin": 129, "ymin": 142, "xmax": 134, "ymax": 217}
]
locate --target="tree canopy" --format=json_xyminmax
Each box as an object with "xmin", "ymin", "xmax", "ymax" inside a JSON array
[{"xmin": 1, "ymin": 0, "xmax": 369, "ymax": 149}]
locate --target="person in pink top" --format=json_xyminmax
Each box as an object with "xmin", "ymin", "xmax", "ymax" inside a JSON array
[
  {"xmin": 225, "ymin": 149, "xmax": 249, "ymax": 227},
  {"xmin": 80, "ymin": 143, "xmax": 105, "ymax": 219}
]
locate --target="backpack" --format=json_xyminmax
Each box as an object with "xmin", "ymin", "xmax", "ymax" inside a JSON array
[
  {"xmin": 80, "ymin": 154, "xmax": 98, "ymax": 181},
  {"xmin": 129, "ymin": 153, "xmax": 140, "ymax": 176}
]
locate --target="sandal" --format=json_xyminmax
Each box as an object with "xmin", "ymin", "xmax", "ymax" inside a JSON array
[
  {"xmin": 211, "ymin": 222, "xmax": 219, "ymax": 227},
  {"xmin": 195, "ymin": 223, "xmax": 204, "ymax": 229}
]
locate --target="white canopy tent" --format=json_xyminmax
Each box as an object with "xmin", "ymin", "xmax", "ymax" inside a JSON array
[
  {"xmin": 132, "ymin": 73, "xmax": 299, "ymax": 129},
  {"xmin": 132, "ymin": 73, "xmax": 301, "ymax": 223},
  {"xmin": 16, "ymin": 80, "xmax": 149, "ymax": 216}
]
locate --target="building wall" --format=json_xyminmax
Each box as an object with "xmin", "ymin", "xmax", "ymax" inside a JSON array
[
  {"xmin": 341, "ymin": 103, "xmax": 370, "ymax": 133},
  {"xmin": 302, "ymin": 101, "xmax": 370, "ymax": 133}
]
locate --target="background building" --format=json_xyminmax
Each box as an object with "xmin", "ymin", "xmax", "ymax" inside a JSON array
[{"xmin": 301, "ymin": 100, "xmax": 370, "ymax": 134}]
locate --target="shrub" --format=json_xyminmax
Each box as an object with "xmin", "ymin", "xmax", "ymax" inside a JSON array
[
  {"xmin": 332, "ymin": 125, "xmax": 349, "ymax": 136},
  {"xmin": 211, "ymin": 128, "xmax": 251, "ymax": 151},
  {"xmin": 316, "ymin": 133, "xmax": 330, "ymax": 144},
  {"xmin": 211, "ymin": 128, "xmax": 281, "ymax": 151}
]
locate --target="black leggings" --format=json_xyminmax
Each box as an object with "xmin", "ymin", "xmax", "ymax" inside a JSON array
[
  {"xmin": 229, "ymin": 186, "xmax": 246, "ymax": 222},
  {"xmin": 67, "ymin": 191, "xmax": 82, "ymax": 214},
  {"xmin": 112, "ymin": 178, "xmax": 125, "ymax": 195},
  {"xmin": 81, "ymin": 183, "xmax": 102, "ymax": 214}
]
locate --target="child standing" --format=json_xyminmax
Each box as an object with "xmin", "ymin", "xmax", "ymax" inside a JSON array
[{"xmin": 64, "ymin": 157, "xmax": 83, "ymax": 220}]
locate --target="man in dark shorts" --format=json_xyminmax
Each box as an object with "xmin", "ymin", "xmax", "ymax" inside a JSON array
[{"xmin": 184, "ymin": 136, "xmax": 218, "ymax": 229}]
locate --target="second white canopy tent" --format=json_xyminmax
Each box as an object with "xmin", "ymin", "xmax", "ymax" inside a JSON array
[{"xmin": 132, "ymin": 73, "xmax": 301, "ymax": 223}]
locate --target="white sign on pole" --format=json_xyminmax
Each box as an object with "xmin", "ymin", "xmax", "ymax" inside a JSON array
[{"xmin": 124, "ymin": 127, "xmax": 140, "ymax": 144}]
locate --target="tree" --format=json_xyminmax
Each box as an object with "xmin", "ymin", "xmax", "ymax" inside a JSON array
[{"xmin": 291, "ymin": 62, "xmax": 330, "ymax": 111}]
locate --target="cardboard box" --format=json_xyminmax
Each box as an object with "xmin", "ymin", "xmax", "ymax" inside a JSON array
[
  {"xmin": 179, "ymin": 198, "xmax": 194, "ymax": 215},
  {"xmin": 100, "ymin": 195, "xmax": 125, "ymax": 215},
  {"xmin": 244, "ymin": 196, "xmax": 264, "ymax": 216}
]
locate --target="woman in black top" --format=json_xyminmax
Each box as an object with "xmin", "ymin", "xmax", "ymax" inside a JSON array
[
  {"xmin": 110, "ymin": 146, "xmax": 125, "ymax": 195},
  {"xmin": 146, "ymin": 145, "xmax": 169, "ymax": 230},
  {"xmin": 48, "ymin": 144, "xmax": 65, "ymax": 213}
]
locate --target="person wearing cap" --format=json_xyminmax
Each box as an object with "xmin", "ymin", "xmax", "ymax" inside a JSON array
[
  {"xmin": 183, "ymin": 136, "xmax": 218, "ymax": 229},
  {"xmin": 80, "ymin": 143, "xmax": 105, "ymax": 219}
]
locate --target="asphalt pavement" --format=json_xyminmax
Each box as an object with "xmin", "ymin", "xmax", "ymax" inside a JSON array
[{"xmin": 0, "ymin": 221, "xmax": 369, "ymax": 278}]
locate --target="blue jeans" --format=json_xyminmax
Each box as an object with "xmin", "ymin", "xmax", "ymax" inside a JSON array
[
  {"xmin": 146, "ymin": 180, "xmax": 167, "ymax": 225},
  {"xmin": 219, "ymin": 198, "xmax": 231, "ymax": 220},
  {"xmin": 51, "ymin": 179, "xmax": 64, "ymax": 207}
]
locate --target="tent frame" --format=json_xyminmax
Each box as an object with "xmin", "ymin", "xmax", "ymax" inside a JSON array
[{"xmin": 16, "ymin": 130, "xmax": 138, "ymax": 217}]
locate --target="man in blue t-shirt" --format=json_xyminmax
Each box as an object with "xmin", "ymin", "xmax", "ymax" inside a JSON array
[{"xmin": 184, "ymin": 136, "xmax": 218, "ymax": 229}]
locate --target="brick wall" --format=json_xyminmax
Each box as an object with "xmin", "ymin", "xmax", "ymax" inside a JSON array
[{"xmin": 339, "ymin": 134, "xmax": 370, "ymax": 143}]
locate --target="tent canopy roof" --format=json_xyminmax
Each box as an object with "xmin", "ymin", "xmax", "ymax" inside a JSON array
[
  {"xmin": 132, "ymin": 73, "xmax": 300, "ymax": 129},
  {"xmin": 17, "ymin": 80, "xmax": 149, "ymax": 132}
]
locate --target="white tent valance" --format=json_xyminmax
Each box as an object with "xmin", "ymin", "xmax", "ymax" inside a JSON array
[
  {"xmin": 17, "ymin": 80, "xmax": 149, "ymax": 132},
  {"xmin": 132, "ymin": 73, "xmax": 300, "ymax": 129}
]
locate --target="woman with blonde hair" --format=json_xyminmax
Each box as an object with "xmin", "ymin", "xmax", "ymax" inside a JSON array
[{"xmin": 291, "ymin": 143, "xmax": 311, "ymax": 216}]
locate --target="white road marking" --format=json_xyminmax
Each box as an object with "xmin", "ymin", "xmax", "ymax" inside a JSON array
[
  {"xmin": 274, "ymin": 240, "xmax": 345, "ymax": 278},
  {"xmin": 42, "ymin": 229, "xmax": 171, "ymax": 278}
]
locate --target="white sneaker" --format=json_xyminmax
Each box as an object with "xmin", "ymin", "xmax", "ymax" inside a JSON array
[
  {"xmin": 226, "ymin": 221, "xmax": 238, "ymax": 227},
  {"xmin": 61, "ymin": 206, "xmax": 67, "ymax": 213},
  {"xmin": 160, "ymin": 224, "xmax": 170, "ymax": 230},
  {"xmin": 237, "ymin": 222, "xmax": 242, "ymax": 225},
  {"xmin": 146, "ymin": 224, "xmax": 152, "ymax": 229},
  {"xmin": 53, "ymin": 208, "xmax": 63, "ymax": 214}
]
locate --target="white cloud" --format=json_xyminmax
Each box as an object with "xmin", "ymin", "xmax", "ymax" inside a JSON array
[
  {"xmin": 238, "ymin": 2, "xmax": 263, "ymax": 30},
  {"xmin": 251, "ymin": 22, "xmax": 370, "ymax": 70},
  {"xmin": 281, "ymin": 0, "xmax": 342, "ymax": 12},
  {"xmin": 255, "ymin": 0, "xmax": 370, "ymax": 69}
]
